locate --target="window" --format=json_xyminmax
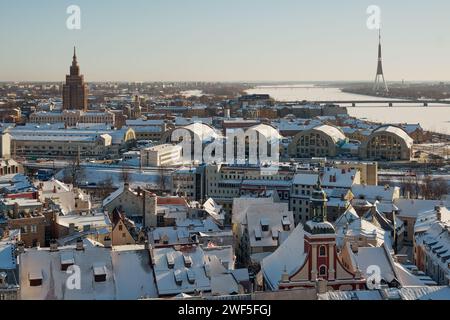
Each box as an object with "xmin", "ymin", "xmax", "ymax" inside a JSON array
[
  {"xmin": 118, "ymin": 224, "xmax": 123, "ymax": 231},
  {"xmin": 122, "ymin": 233, "xmax": 126, "ymax": 238},
  {"xmin": 31, "ymin": 225, "xmax": 37, "ymax": 233},
  {"xmin": 319, "ymin": 265, "xmax": 327, "ymax": 277},
  {"xmin": 319, "ymin": 245, "xmax": 327, "ymax": 257}
]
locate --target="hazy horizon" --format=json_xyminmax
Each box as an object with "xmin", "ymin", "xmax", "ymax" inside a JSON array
[{"xmin": 1, "ymin": 0, "xmax": 450, "ymax": 82}]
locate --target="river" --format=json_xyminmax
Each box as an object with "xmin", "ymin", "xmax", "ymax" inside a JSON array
[{"xmin": 246, "ymin": 85, "xmax": 450, "ymax": 135}]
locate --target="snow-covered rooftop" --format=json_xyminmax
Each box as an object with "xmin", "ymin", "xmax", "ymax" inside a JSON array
[
  {"xmin": 261, "ymin": 224, "xmax": 307, "ymax": 291},
  {"xmin": 371, "ymin": 126, "xmax": 414, "ymax": 148},
  {"xmin": 19, "ymin": 244, "xmax": 157, "ymax": 300}
]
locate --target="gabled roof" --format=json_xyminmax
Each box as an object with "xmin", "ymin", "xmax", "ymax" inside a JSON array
[
  {"xmin": 20, "ymin": 245, "xmax": 151, "ymax": 300},
  {"xmin": 102, "ymin": 185, "xmax": 125, "ymax": 207},
  {"xmin": 261, "ymin": 225, "xmax": 307, "ymax": 290},
  {"xmin": 335, "ymin": 206, "xmax": 359, "ymax": 229}
]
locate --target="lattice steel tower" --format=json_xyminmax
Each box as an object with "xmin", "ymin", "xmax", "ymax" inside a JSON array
[{"xmin": 373, "ymin": 30, "xmax": 389, "ymax": 93}]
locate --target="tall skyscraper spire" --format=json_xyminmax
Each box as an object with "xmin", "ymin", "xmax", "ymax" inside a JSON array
[
  {"xmin": 73, "ymin": 46, "xmax": 77, "ymax": 62},
  {"xmin": 373, "ymin": 29, "xmax": 389, "ymax": 93},
  {"xmin": 63, "ymin": 47, "xmax": 88, "ymax": 111}
]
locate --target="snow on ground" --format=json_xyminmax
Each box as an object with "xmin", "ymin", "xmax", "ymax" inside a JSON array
[{"xmin": 55, "ymin": 166, "xmax": 171, "ymax": 189}]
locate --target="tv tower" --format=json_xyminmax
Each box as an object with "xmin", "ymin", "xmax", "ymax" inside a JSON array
[{"xmin": 373, "ymin": 29, "xmax": 389, "ymax": 93}]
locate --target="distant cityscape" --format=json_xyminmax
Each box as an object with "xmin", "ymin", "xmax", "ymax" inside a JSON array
[{"xmin": 1, "ymin": 26, "xmax": 450, "ymax": 302}]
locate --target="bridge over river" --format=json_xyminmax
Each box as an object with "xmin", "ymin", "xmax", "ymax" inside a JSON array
[{"xmin": 284, "ymin": 100, "xmax": 450, "ymax": 107}]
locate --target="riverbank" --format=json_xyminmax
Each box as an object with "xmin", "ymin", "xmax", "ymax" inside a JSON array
[{"xmin": 246, "ymin": 84, "xmax": 450, "ymax": 135}]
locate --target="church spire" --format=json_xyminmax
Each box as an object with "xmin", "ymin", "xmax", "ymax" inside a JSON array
[{"xmin": 311, "ymin": 174, "xmax": 328, "ymax": 223}]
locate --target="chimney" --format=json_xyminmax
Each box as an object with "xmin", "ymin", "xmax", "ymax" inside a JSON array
[
  {"xmin": 17, "ymin": 241, "xmax": 25, "ymax": 254},
  {"xmin": 69, "ymin": 223, "xmax": 75, "ymax": 236},
  {"xmin": 76, "ymin": 239, "xmax": 84, "ymax": 251},
  {"xmin": 13, "ymin": 203, "xmax": 19, "ymax": 219},
  {"xmin": 50, "ymin": 240, "xmax": 59, "ymax": 252},
  {"xmin": 351, "ymin": 242, "xmax": 359, "ymax": 253},
  {"xmin": 103, "ymin": 236, "xmax": 112, "ymax": 248}
]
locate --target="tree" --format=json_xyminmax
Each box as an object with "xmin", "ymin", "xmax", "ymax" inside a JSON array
[
  {"xmin": 421, "ymin": 175, "xmax": 434, "ymax": 199},
  {"xmin": 420, "ymin": 175, "xmax": 449, "ymax": 200},
  {"xmin": 400, "ymin": 176, "xmax": 419, "ymax": 199},
  {"xmin": 158, "ymin": 166, "xmax": 166, "ymax": 191},
  {"xmin": 121, "ymin": 164, "xmax": 130, "ymax": 185},
  {"xmin": 98, "ymin": 177, "xmax": 115, "ymax": 198},
  {"xmin": 431, "ymin": 177, "xmax": 448, "ymax": 200}
]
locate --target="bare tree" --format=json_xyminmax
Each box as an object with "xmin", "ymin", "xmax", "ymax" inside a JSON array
[
  {"xmin": 158, "ymin": 166, "xmax": 166, "ymax": 191},
  {"xmin": 121, "ymin": 164, "xmax": 130, "ymax": 185},
  {"xmin": 401, "ymin": 176, "xmax": 419, "ymax": 199},
  {"xmin": 98, "ymin": 177, "xmax": 115, "ymax": 199},
  {"xmin": 61, "ymin": 167, "xmax": 74, "ymax": 185},
  {"xmin": 431, "ymin": 177, "xmax": 448, "ymax": 200},
  {"xmin": 420, "ymin": 175, "xmax": 434, "ymax": 199},
  {"xmin": 420, "ymin": 175, "xmax": 449, "ymax": 200}
]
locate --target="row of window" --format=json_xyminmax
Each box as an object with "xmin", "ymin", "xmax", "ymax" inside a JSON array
[{"xmin": 21, "ymin": 225, "xmax": 38, "ymax": 234}]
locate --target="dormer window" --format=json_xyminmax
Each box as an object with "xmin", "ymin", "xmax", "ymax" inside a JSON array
[
  {"xmin": 60, "ymin": 252, "xmax": 75, "ymax": 271},
  {"xmin": 29, "ymin": 270, "xmax": 43, "ymax": 287},
  {"xmin": 166, "ymin": 253, "xmax": 175, "ymax": 269},
  {"xmin": 174, "ymin": 270, "xmax": 183, "ymax": 286},
  {"xmin": 153, "ymin": 232, "xmax": 160, "ymax": 244},
  {"xmin": 93, "ymin": 264, "xmax": 107, "ymax": 282},
  {"xmin": 255, "ymin": 228, "xmax": 262, "ymax": 241},
  {"xmin": 271, "ymin": 229, "xmax": 279, "ymax": 241},
  {"xmin": 282, "ymin": 216, "xmax": 291, "ymax": 231},
  {"xmin": 187, "ymin": 269, "xmax": 196, "ymax": 284},
  {"xmin": 183, "ymin": 255, "xmax": 193, "ymax": 268},
  {"xmin": 260, "ymin": 219, "xmax": 270, "ymax": 232}
]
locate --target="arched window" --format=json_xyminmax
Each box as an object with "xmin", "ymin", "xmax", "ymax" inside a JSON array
[
  {"xmin": 319, "ymin": 265, "xmax": 327, "ymax": 277},
  {"xmin": 319, "ymin": 245, "xmax": 327, "ymax": 257}
]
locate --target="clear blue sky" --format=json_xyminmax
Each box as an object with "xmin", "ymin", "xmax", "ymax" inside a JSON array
[{"xmin": 1, "ymin": 0, "xmax": 449, "ymax": 82}]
